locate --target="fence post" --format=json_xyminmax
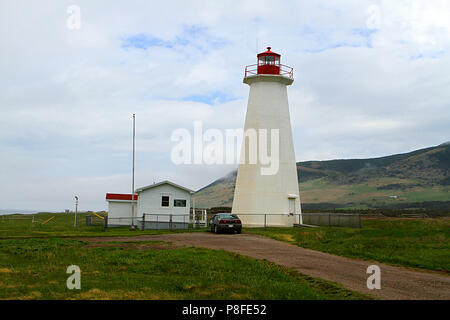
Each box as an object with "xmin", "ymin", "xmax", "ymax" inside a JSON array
[
  {"xmin": 328, "ymin": 213, "xmax": 331, "ymax": 226},
  {"xmin": 264, "ymin": 214, "xmax": 267, "ymax": 229},
  {"xmin": 142, "ymin": 214, "xmax": 145, "ymax": 231},
  {"xmin": 170, "ymin": 214, "xmax": 173, "ymax": 230},
  {"xmin": 103, "ymin": 216, "xmax": 108, "ymax": 231}
]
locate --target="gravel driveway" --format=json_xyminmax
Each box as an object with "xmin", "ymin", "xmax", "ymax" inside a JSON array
[{"xmin": 79, "ymin": 232, "xmax": 450, "ymax": 300}]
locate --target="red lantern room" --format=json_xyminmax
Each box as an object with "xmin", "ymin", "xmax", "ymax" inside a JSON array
[
  {"xmin": 245, "ymin": 47, "xmax": 293, "ymax": 79},
  {"xmin": 257, "ymin": 47, "xmax": 281, "ymax": 74}
]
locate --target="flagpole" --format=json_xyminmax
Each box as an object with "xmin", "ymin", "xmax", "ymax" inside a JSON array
[{"xmin": 131, "ymin": 113, "xmax": 136, "ymax": 228}]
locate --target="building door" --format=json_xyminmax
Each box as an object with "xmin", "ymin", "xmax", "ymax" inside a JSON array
[{"xmin": 289, "ymin": 198, "xmax": 295, "ymax": 214}]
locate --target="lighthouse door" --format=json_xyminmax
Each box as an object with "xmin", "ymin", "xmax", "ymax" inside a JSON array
[{"xmin": 289, "ymin": 199, "xmax": 295, "ymax": 214}]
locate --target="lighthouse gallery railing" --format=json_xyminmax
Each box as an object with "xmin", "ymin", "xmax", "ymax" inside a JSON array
[{"xmin": 244, "ymin": 64, "xmax": 294, "ymax": 79}]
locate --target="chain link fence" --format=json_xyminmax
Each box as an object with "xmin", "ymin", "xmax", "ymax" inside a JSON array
[
  {"xmin": 105, "ymin": 214, "xmax": 189, "ymax": 230},
  {"xmin": 229, "ymin": 213, "xmax": 300, "ymax": 228},
  {"xmin": 302, "ymin": 212, "xmax": 361, "ymax": 228},
  {"xmin": 85, "ymin": 214, "xmax": 106, "ymax": 226},
  {"xmin": 213, "ymin": 213, "xmax": 361, "ymax": 228},
  {"xmin": 140, "ymin": 213, "xmax": 189, "ymax": 230},
  {"xmin": 102, "ymin": 212, "xmax": 361, "ymax": 230}
]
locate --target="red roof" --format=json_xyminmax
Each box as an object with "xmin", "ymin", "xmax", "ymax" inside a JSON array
[
  {"xmin": 106, "ymin": 193, "xmax": 138, "ymax": 201},
  {"xmin": 257, "ymin": 46, "xmax": 281, "ymax": 57}
]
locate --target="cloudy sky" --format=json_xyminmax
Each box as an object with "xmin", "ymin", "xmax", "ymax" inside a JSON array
[{"xmin": 1, "ymin": 0, "xmax": 449, "ymax": 211}]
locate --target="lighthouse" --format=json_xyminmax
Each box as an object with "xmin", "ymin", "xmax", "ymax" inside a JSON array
[{"xmin": 232, "ymin": 47, "xmax": 302, "ymax": 227}]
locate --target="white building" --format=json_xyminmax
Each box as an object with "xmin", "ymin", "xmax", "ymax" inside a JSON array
[
  {"xmin": 105, "ymin": 180, "xmax": 194, "ymax": 229},
  {"xmin": 105, "ymin": 193, "xmax": 138, "ymax": 226},
  {"xmin": 232, "ymin": 47, "xmax": 302, "ymax": 227},
  {"xmin": 136, "ymin": 180, "xmax": 194, "ymax": 229}
]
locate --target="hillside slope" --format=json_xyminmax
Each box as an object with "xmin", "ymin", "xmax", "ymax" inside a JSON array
[{"xmin": 193, "ymin": 143, "xmax": 450, "ymax": 209}]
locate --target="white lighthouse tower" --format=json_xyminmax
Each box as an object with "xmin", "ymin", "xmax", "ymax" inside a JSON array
[{"xmin": 232, "ymin": 47, "xmax": 302, "ymax": 227}]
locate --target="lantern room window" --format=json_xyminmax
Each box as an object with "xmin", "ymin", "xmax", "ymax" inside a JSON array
[
  {"xmin": 258, "ymin": 56, "xmax": 265, "ymax": 65},
  {"xmin": 258, "ymin": 55, "xmax": 280, "ymax": 66},
  {"xmin": 266, "ymin": 56, "xmax": 275, "ymax": 65}
]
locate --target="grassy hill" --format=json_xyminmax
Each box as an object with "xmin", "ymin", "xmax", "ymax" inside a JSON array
[{"xmin": 193, "ymin": 143, "xmax": 450, "ymax": 210}]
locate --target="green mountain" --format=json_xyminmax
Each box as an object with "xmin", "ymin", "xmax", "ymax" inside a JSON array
[{"xmin": 193, "ymin": 143, "xmax": 450, "ymax": 210}]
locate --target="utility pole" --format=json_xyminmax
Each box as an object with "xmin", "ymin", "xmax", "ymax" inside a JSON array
[
  {"xmin": 74, "ymin": 196, "xmax": 79, "ymax": 227},
  {"xmin": 131, "ymin": 114, "xmax": 136, "ymax": 229}
]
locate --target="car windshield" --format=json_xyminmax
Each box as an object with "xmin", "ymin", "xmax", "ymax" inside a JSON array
[{"xmin": 218, "ymin": 214, "xmax": 239, "ymax": 219}]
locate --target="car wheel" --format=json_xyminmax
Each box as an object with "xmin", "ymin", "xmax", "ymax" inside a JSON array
[{"xmin": 236, "ymin": 229, "xmax": 241, "ymax": 234}]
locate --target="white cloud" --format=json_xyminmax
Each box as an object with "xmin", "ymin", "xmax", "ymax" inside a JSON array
[{"xmin": 0, "ymin": 0, "xmax": 449, "ymax": 210}]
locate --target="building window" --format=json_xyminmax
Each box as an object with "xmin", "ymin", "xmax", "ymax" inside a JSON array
[
  {"xmin": 161, "ymin": 196, "xmax": 170, "ymax": 207},
  {"xmin": 174, "ymin": 199, "xmax": 186, "ymax": 207}
]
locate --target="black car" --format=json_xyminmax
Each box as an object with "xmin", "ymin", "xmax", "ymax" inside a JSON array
[{"xmin": 209, "ymin": 213, "xmax": 242, "ymax": 234}]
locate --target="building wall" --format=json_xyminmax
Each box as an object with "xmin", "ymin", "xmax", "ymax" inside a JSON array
[
  {"xmin": 232, "ymin": 75, "xmax": 301, "ymax": 227},
  {"xmin": 137, "ymin": 184, "xmax": 191, "ymax": 223},
  {"xmin": 107, "ymin": 201, "xmax": 137, "ymax": 226}
]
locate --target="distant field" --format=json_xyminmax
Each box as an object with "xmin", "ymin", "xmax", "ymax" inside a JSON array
[
  {"xmin": 246, "ymin": 218, "xmax": 450, "ymax": 272},
  {"xmin": 0, "ymin": 238, "xmax": 369, "ymax": 300}
]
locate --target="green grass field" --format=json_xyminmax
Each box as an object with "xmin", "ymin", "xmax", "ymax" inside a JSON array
[
  {"xmin": 0, "ymin": 238, "xmax": 369, "ymax": 300},
  {"xmin": 0, "ymin": 212, "xmax": 207, "ymax": 239},
  {"xmin": 0, "ymin": 212, "xmax": 372, "ymax": 300},
  {"xmin": 246, "ymin": 218, "xmax": 450, "ymax": 272},
  {"xmin": 1, "ymin": 212, "xmax": 448, "ymax": 300}
]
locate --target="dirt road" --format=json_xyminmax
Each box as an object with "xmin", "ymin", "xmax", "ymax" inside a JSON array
[{"xmin": 80, "ymin": 233, "xmax": 450, "ymax": 300}]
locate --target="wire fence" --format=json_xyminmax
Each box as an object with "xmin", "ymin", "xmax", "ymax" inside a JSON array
[
  {"xmin": 105, "ymin": 214, "xmax": 190, "ymax": 230},
  {"xmin": 229, "ymin": 213, "xmax": 300, "ymax": 228},
  {"xmin": 204, "ymin": 212, "xmax": 361, "ymax": 228},
  {"xmin": 101, "ymin": 212, "xmax": 361, "ymax": 230},
  {"xmin": 104, "ymin": 216, "xmax": 135, "ymax": 229},
  {"xmin": 302, "ymin": 212, "xmax": 361, "ymax": 228},
  {"xmin": 0, "ymin": 215, "xmax": 42, "ymax": 223},
  {"xmin": 141, "ymin": 213, "xmax": 189, "ymax": 230},
  {"xmin": 85, "ymin": 215, "xmax": 106, "ymax": 226},
  {"xmin": 1, "ymin": 216, "xmax": 34, "ymax": 222},
  {"xmin": 200, "ymin": 212, "xmax": 361, "ymax": 228}
]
